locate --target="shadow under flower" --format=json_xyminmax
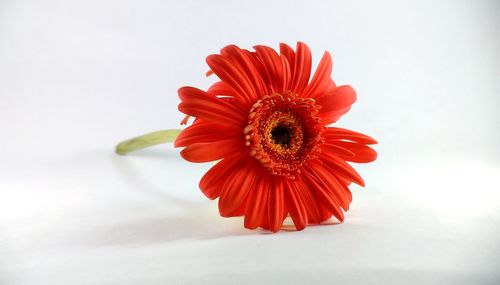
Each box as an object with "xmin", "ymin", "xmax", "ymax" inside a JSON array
[
  {"xmin": 78, "ymin": 206, "xmax": 254, "ymax": 247},
  {"xmin": 110, "ymin": 146, "xmax": 206, "ymax": 207}
]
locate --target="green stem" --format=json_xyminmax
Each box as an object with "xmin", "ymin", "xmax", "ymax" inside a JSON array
[{"xmin": 115, "ymin": 129, "xmax": 182, "ymax": 155}]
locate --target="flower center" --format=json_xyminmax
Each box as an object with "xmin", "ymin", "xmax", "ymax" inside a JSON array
[
  {"xmin": 244, "ymin": 92, "xmax": 324, "ymax": 178},
  {"xmin": 271, "ymin": 125, "xmax": 291, "ymax": 146}
]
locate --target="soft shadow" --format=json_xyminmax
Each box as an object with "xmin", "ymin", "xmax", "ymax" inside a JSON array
[
  {"xmin": 60, "ymin": 147, "xmax": 196, "ymax": 206},
  {"xmin": 80, "ymin": 210, "xmax": 339, "ymax": 246},
  {"xmin": 56, "ymin": 148, "xmax": 258, "ymax": 243},
  {"xmin": 110, "ymin": 147, "xmax": 199, "ymax": 207},
  {"xmin": 78, "ymin": 205, "xmax": 256, "ymax": 247}
]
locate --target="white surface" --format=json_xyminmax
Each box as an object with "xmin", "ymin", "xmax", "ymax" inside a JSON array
[{"xmin": 1, "ymin": 0, "xmax": 499, "ymax": 284}]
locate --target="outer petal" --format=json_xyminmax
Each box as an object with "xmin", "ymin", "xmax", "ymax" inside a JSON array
[
  {"xmin": 174, "ymin": 120, "xmax": 241, "ymax": 147},
  {"xmin": 180, "ymin": 139, "xmax": 243, "ymax": 163},
  {"xmin": 218, "ymin": 158, "xmax": 259, "ymax": 217},
  {"xmin": 307, "ymin": 162, "xmax": 350, "ymax": 211},
  {"xmin": 290, "ymin": 42, "xmax": 312, "ymax": 95},
  {"xmin": 206, "ymin": 50, "xmax": 262, "ymax": 106},
  {"xmin": 302, "ymin": 166, "xmax": 345, "ymax": 222},
  {"xmin": 321, "ymin": 143, "xmax": 356, "ymax": 158},
  {"xmin": 199, "ymin": 152, "xmax": 247, "ymax": 199},
  {"xmin": 207, "ymin": 82, "xmax": 251, "ymax": 115},
  {"xmin": 333, "ymin": 174, "xmax": 353, "ymax": 203},
  {"xmin": 336, "ymin": 175, "xmax": 353, "ymax": 187},
  {"xmin": 302, "ymin": 51, "xmax": 333, "ymax": 98},
  {"xmin": 321, "ymin": 152, "xmax": 366, "ymax": 186},
  {"xmin": 207, "ymin": 81, "xmax": 239, "ymax": 98},
  {"xmin": 316, "ymin": 85, "xmax": 357, "ymax": 125},
  {"xmin": 279, "ymin": 43, "xmax": 296, "ymax": 74},
  {"xmin": 318, "ymin": 204, "xmax": 334, "ymax": 222},
  {"xmin": 324, "ymin": 127, "xmax": 378, "ymax": 145},
  {"xmin": 254, "ymin": 45, "xmax": 285, "ymax": 93},
  {"xmin": 281, "ymin": 56, "xmax": 292, "ymax": 93},
  {"xmin": 221, "ymin": 46, "xmax": 268, "ymax": 90},
  {"xmin": 323, "ymin": 127, "xmax": 378, "ymax": 163},
  {"xmin": 268, "ymin": 178, "xmax": 286, "ymax": 232},
  {"xmin": 325, "ymin": 141, "xmax": 377, "ymax": 163},
  {"xmin": 178, "ymin": 87, "xmax": 246, "ymax": 126},
  {"xmin": 293, "ymin": 177, "xmax": 323, "ymax": 224},
  {"xmin": 244, "ymin": 175, "xmax": 270, "ymax": 230},
  {"xmin": 283, "ymin": 179, "xmax": 308, "ymax": 230}
]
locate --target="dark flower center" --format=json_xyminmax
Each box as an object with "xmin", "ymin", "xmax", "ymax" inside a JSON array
[{"xmin": 271, "ymin": 125, "xmax": 292, "ymax": 147}]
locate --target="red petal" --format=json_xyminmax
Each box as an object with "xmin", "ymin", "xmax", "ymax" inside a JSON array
[
  {"xmin": 321, "ymin": 143, "xmax": 356, "ymax": 158},
  {"xmin": 283, "ymin": 179, "xmax": 308, "ymax": 230},
  {"xmin": 321, "ymin": 152, "xmax": 366, "ymax": 186},
  {"xmin": 206, "ymin": 83, "xmax": 250, "ymax": 115},
  {"xmin": 293, "ymin": 178, "xmax": 323, "ymax": 224},
  {"xmin": 180, "ymin": 139, "xmax": 243, "ymax": 163},
  {"xmin": 268, "ymin": 178, "xmax": 286, "ymax": 232},
  {"xmin": 279, "ymin": 43, "xmax": 296, "ymax": 74},
  {"xmin": 302, "ymin": 166, "xmax": 345, "ymax": 222},
  {"xmin": 244, "ymin": 175, "xmax": 270, "ymax": 230},
  {"xmin": 174, "ymin": 120, "xmax": 241, "ymax": 147},
  {"xmin": 254, "ymin": 45, "xmax": 285, "ymax": 93},
  {"xmin": 199, "ymin": 152, "xmax": 246, "ymax": 199},
  {"xmin": 318, "ymin": 203, "xmax": 334, "ymax": 222},
  {"xmin": 325, "ymin": 141, "xmax": 377, "ymax": 163},
  {"xmin": 336, "ymin": 175, "xmax": 353, "ymax": 187},
  {"xmin": 178, "ymin": 87, "xmax": 246, "ymax": 126},
  {"xmin": 281, "ymin": 56, "xmax": 292, "ymax": 92},
  {"xmin": 324, "ymin": 127, "xmax": 378, "ymax": 145},
  {"xmin": 316, "ymin": 85, "xmax": 357, "ymax": 124},
  {"xmin": 207, "ymin": 81, "xmax": 238, "ymax": 98},
  {"xmin": 290, "ymin": 42, "xmax": 312, "ymax": 94},
  {"xmin": 334, "ymin": 174, "xmax": 353, "ymax": 204},
  {"xmin": 218, "ymin": 159, "xmax": 259, "ymax": 217},
  {"xmin": 325, "ymin": 79, "xmax": 337, "ymax": 93},
  {"xmin": 220, "ymin": 45, "xmax": 268, "ymax": 97},
  {"xmin": 307, "ymin": 162, "xmax": 350, "ymax": 211},
  {"xmin": 303, "ymin": 51, "xmax": 333, "ymax": 98},
  {"xmin": 206, "ymin": 52, "xmax": 260, "ymax": 106}
]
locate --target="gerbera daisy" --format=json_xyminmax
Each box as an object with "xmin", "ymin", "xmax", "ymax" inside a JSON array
[{"xmin": 174, "ymin": 42, "xmax": 377, "ymax": 232}]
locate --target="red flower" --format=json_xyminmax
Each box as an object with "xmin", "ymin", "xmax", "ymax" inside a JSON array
[{"xmin": 175, "ymin": 42, "xmax": 377, "ymax": 232}]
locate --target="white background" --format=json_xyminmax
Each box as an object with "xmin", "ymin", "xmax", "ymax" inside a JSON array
[{"xmin": 1, "ymin": 0, "xmax": 499, "ymax": 284}]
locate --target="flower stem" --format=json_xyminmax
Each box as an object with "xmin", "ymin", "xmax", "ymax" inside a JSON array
[{"xmin": 115, "ymin": 129, "xmax": 182, "ymax": 155}]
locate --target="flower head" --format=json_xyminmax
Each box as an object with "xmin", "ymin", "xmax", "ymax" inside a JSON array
[{"xmin": 175, "ymin": 42, "xmax": 377, "ymax": 232}]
